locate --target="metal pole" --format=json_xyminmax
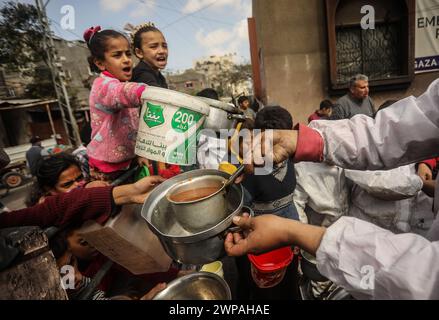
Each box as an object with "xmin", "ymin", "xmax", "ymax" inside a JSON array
[
  {"xmin": 45, "ymin": 103, "xmax": 57, "ymax": 139},
  {"xmin": 35, "ymin": 0, "xmax": 82, "ymax": 147}
]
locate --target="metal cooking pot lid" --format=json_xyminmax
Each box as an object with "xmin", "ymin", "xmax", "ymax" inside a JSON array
[{"xmin": 197, "ymin": 97, "xmax": 242, "ymax": 114}]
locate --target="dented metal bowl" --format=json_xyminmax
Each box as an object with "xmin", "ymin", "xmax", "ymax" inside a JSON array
[{"xmin": 153, "ymin": 272, "xmax": 231, "ymax": 300}]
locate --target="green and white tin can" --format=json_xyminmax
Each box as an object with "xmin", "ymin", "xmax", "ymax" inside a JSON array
[{"xmin": 136, "ymin": 87, "xmax": 210, "ymax": 166}]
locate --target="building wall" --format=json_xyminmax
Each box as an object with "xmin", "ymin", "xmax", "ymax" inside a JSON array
[
  {"xmin": 1, "ymin": 70, "xmax": 32, "ymax": 98},
  {"xmin": 253, "ymin": 0, "xmax": 439, "ymax": 124},
  {"xmin": 1, "ymin": 39, "xmax": 92, "ymax": 108},
  {"xmin": 168, "ymin": 70, "xmax": 207, "ymax": 95},
  {"xmin": 54, "ymin": 39, "xmax": 93, "ymax": 108}
]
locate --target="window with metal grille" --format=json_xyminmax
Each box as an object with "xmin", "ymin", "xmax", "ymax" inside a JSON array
[
  {"xmin": 336, "ymin": 22, "xmax": 403, "ymax": 84},
  {"xmin": 326, "ymin": 0, "xmax": 415, "ymax": 92}
]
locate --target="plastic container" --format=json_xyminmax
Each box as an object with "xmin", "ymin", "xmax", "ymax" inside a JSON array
[
  {"xmin": 136, "ymin": 87, "xmax": 210, "ymax": 166},
  {"xmin": 248, "ymin": 247, "xmax": 293, "ymax": 288},
  {"xmin": 218, "ymin": 161, "xmax": 238, "ymax": 175},
  {"xmin": 200, "ymin": 261, "xmax": 224, "ymax": 278}
]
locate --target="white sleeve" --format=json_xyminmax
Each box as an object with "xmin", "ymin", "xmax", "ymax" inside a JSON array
[
  {"xmin": 344, "ymin": 165, "xmax": 423, "ymax": 201},
  {"xmin": 292, "ymin": 183, "xmax": 309, "ymax": 224},
  {"xmin": 309, "ymin": 79, "xmax": 439, "ymax": 170},
  {"xmin": 316, "ymin": 217, "xmax": 439, "ymax": 299}
]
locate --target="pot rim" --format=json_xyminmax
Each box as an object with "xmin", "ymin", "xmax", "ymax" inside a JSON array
[
  {"xmin": 152, "ymin": 271, "xmax": 232, "ymax": 300},
  {"xmin": 141, "ymin": 169, "xmax": 244, "ymax": 242},
  {"xmin": 166, "ymin": 175, "xmax": 226, "ymax": 205}
]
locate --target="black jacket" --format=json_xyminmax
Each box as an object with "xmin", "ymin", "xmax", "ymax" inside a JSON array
[{"xmin": 132, "ymin": 61, "xmax": 168, "ymax": 88}]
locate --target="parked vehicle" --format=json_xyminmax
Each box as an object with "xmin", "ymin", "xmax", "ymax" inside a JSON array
[{"xmin": 0, "ymin": 138, "xmax": 57, "ymax": 192}]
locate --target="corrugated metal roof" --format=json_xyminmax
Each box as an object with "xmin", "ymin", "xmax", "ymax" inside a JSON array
[
  {"xmin": 0, "ymin": 99, "xmax": 58, "ymax": 110},
  {"xmin": 0, "ymin": 99, "xmax": 42, "ymax": 105}
]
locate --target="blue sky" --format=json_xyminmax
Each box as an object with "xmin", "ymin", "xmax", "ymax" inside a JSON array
[{"xmin": 2, "ymin": 0, "xmax": 252, "ymax": 72}]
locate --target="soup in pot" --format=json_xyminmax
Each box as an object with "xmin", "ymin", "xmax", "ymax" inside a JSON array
[{"xmin": 169, "ymin": 186, "xmax": 221, "ymax": 202}]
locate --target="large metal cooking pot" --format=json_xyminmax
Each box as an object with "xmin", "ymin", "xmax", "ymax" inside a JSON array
[
  {"xmin": 198, "ymin": 97, "xmax": 246, "ymax": 131},
  {"xmin": 141, "ymin": 169, "xmax": 244, "ymax": 265},
  {"xmin": 153, "ymin": 272, "xmax": 231, "ymax": 300},
  {"xmin": 166, "ymin": 175, "xmax": 229, "ymax": 233}
]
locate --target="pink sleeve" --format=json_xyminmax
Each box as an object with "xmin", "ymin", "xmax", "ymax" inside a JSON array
[
  {"xmin": 94, "ymin": 78, "xmax": 147, "ymax": 110},
  {"xmin": 293, "ymin": 124, "xmax": 324, "ymax": 163}
]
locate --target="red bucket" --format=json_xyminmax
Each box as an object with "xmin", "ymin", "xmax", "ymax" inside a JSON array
[{"xmin": 248, "ymin": 247, "xmax": 293, "ymax": 288}]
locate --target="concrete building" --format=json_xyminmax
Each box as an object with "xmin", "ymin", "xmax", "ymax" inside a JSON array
[
  {"xmin": 194, "ymin": 54, "xmax": 253, "ymax": 98},
  {"xmin": 53, "ymin": 37, "xmax": 94, "ymax": 109},
  {"xmin": 251, "ymin": 0, "xmax": 439, "ymax": 124},
  {"xmin": 0, "ymin": 37, "xmax": 93, "ymax": 108},
  {"xmin": 0, "ymin": 37, "xmax": 93, "ymax": 147},
  {"xmin": 0, "ymin": 68, "xmax": 30, "ymax": 99},
  {"xmin": 167, "ymin": 69, "xmax": 206, "ymax": 95}
]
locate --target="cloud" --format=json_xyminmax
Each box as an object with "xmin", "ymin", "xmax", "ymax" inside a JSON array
[
  {"xmin": 195, "ymin": 19, "xmax": 248, "ymax": 58},
  {"xmin": 182, "ymin": 0, "xmax": 251, "ymax": 15},
  {"xmin": 129, "ymin": 0, "xmax": 156, "ymax": 18},
  {"xmin": 100, "ymin": 0, "xmax": 135, "ymax": 12},
  {"xmin": 195, "ymin": 28, "xmax": 233, "ymax": 48}
]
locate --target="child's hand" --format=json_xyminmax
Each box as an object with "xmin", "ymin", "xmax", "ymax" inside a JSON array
[
  {"xmin": 112, "ymin": 175, "xmax": 166, "ymax": 205},
  {"xmin": 85, "ymin": 180, "xmax": 111, "ymax": 188},
  {"xmin": 137, "ymin": 157, "xmax": 150, "ymax": 167}
]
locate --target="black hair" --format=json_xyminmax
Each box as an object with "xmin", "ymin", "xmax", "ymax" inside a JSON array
[
  {"xmin": 374, "ymin": 100, "xmax": 398, "ymax": 118},
  {"xmin": 254, "ymin": 105, "xmax": 293, "ymax": 130},
  {"xmin": 377, "ymin": 100, "xmax": 397, "ymax": 112},
  {"xmin": 48, "ymin": 222, "xmax": 82, "ymax": 260},
  {"xmin": 250, "ymin": 98, "xmax": 261, "ymax": 113},
  {"xmin": 36, "ymin": 153, "xmax": 81, "ymax": 190},
  {"xmin": 28, "ymin": 153, "xmax": 81, "ymax": 206},
  {"xmin": 241, "ymin": 118, "xmax": 255, "ymax": 130},
  {"xmin": 30, "ymin": 136, "xmax": 42, "ymax": 144},
  {"xmin": 196, "ymin": 88, "xmax": 219, "ymax": 100},
  {"xmin": 319, "ymin": 99, "xmax": 334, "ymax": 110},
  {"xmin": 238, "ymin": 96, "xmax": 249, "ymax": 105},
  {"xmin": 132, "ymin": 24, "xmax": 163, "ymax": 53},
  {"xmin": 49, "ymin": 229, "xmax": 70, "ymax": 259},
  {"xmin": 84, "ymin": 29, "xmax": 128, "ymax": 73}
]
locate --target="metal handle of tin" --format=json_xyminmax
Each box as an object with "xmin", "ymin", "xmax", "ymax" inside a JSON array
[{"xmin": 228, "ymin": 113, "xmax": 246, "ymax": 122}]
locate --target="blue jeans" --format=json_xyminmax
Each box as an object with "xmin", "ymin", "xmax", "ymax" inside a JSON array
[
  {"xmin": 243, "ymin": 187, "xmax": 300, "ymax": 221},
  {"xmin": 270, "ymin": 204, "xmax": 300, "ymax": 221}
]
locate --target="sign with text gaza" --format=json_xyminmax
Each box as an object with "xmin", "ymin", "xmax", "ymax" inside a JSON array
[{"xmin": 415, "ymin": 0, "xmax": 439, "ymax": 73}]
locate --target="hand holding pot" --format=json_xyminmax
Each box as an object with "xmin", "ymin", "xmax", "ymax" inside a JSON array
[{"xmin": 224, "ymin": 214, "xmax": 326, "ymax": 257}]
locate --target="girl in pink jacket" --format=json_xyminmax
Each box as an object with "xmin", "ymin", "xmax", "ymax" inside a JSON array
[{"xmin": 83, "ymin": 26, "xmax": 147, "ymax": 181}]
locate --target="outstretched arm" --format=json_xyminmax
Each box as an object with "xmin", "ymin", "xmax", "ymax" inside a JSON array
[
  {"xmin": 0, "ymin": 176, "xmax": 165, "ymax": 228},
  {"xmin": 93, "ymin": 76, "xmax": 146, "ymax": 111},
  {"xmin": 224, "ymin": 214, "xmax": 326, "ymax": 257}
]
